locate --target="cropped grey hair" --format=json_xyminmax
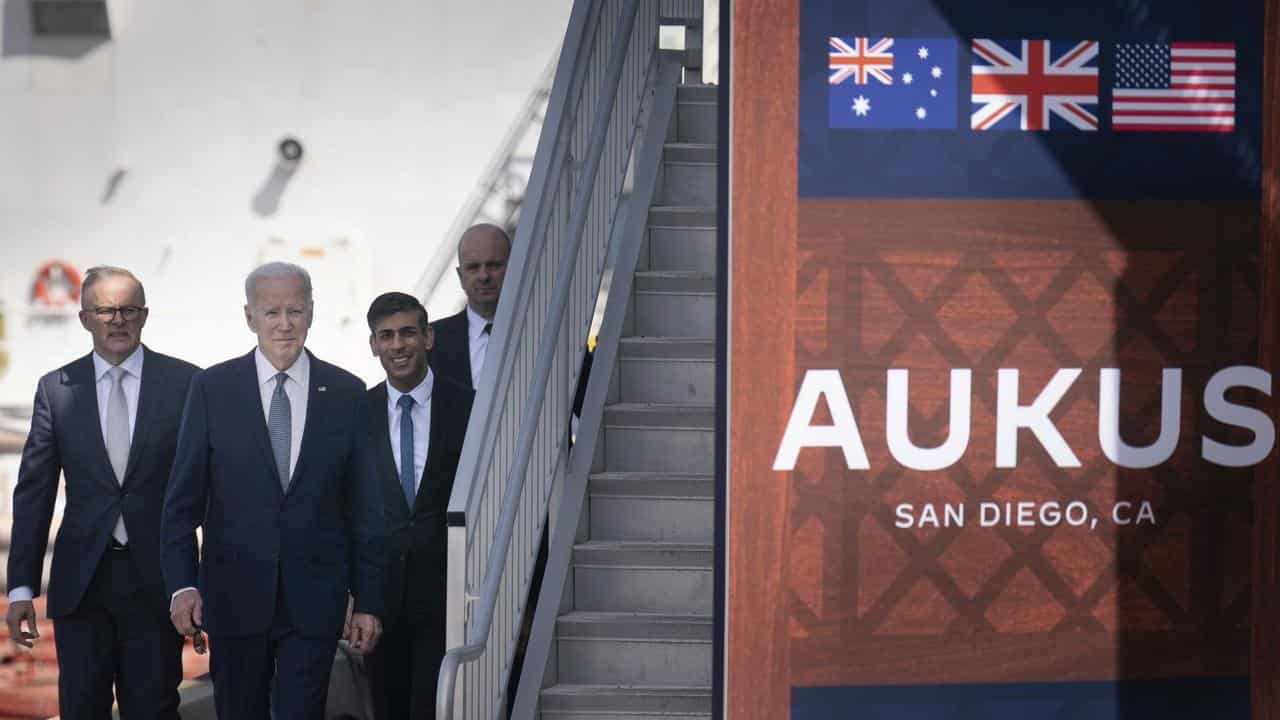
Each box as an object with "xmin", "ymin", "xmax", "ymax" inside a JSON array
[
  {"xmin": 244, "ymin": 262, "xmax": 313, "ymax": 304},
  {"xmin": 81, "ymin": 266, "xmax": 146, "ymax": 308}
]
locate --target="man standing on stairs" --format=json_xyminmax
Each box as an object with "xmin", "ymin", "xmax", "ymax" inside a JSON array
[
  {"xmin": 6, "ymin": 266, "xmax": 199, "ymax": 720},
  {"xmin": 364, "ymin": 292, "xmax": 473, "ymax": 719},
  {"xmin": 429, "ymin": 223, "xmax": 511, "ymax": 389},
  {"xmin": 162, "ymin": 262, "xmax": 386, "ymax": 720}
]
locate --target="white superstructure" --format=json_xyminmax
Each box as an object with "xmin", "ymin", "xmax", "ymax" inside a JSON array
[{"xmin": 0, "ymin": 0, "xmax": 570, "ymax": 406}]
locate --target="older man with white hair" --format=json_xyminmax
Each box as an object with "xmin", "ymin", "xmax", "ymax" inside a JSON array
[{"xmin": 161, "ymin": 262, "xmax": 386, "ymax": 720}]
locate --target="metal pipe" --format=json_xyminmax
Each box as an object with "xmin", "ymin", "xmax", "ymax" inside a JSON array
[{"xmin": 435, "ymin": 1, "xmax": 642, "ymax": 716}]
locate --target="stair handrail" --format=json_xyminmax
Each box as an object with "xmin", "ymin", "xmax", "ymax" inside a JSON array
[{"xmin": 435, "ymin": 0, "xmax": 661, "ymax": 717}]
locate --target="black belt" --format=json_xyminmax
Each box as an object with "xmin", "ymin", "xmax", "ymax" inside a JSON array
[{"xmin": 108, "ymin": 538, "xmax": 128, "ymax": 551}]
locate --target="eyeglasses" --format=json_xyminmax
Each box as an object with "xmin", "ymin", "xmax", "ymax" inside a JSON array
[{"xmin": 89, "ymin": 306, "xmax": 146, "ymax": 322}]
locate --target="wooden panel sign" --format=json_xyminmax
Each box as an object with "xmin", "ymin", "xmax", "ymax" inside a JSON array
[{"xmin": 722, "ymin": 0, "xmax": 1274, "ymax": 718}]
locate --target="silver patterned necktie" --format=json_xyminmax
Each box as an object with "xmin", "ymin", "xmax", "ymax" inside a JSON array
[
  {"xmin": 268, "ymin": 372, "xmax": 291, "ymax": 490},
  {"xmin": 104, "ymin": 366, "xmax": 130, "ymax": 544}
]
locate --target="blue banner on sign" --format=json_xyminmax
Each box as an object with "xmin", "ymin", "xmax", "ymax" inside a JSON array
[
  {"xmin": 798, "ymin": 0, "xmax": 1263, "ymax": 198},
  {"xmin": 792, "ymin": 677, "xmax": 1248, "ymax": 720}
]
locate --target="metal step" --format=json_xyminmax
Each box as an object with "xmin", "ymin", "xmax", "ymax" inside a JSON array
[
  {"xmin": 643, "ymin": 205, "xmax": 715, "ymax": 273},
  {"xmin": 540, "ymin": 684, "xmax": 712, "ymax": 719},
  {"xmin": 589, "ymin": 472, "xmax": 713, "ymax": 542},
  {"xmin": 619, "ymin": 337, "xmax": 713, "ymax": 405},
  {"xmin": 671, "ymin": 84, "xmax": 717, "ymax": 144},
  {"xmin": 648, "ymin": 205, "xmax": 714, "ymax": 228},
  {"xmin": 658, "ymin": 143, "xmax": 715, "ymax": 206},
  {"xmin": 555, "ymin": 611, "xmax": 713, "ymax": 687},
  {"xmin": 603, "ymin": 403, "xmax": 714, "ymax": 474},
  {"xmin": 573, "ymin": 541, "xmax": 712, "ymax": 614},
  {"xmin": 676, "ymin": 84, "xmax": 716, "ymax": 104},
  {"xmin": 645, "ymin": 225, "xmax": 715, "ymax": 273},
  {"xmin": 632, "ymin": 271, "xmax": 715, "ymax": 338}
]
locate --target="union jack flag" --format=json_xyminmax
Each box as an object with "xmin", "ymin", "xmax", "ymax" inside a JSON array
[
  {"xmin": 971, "ymin": 39, "xmax": 1099, "ymax": 131},
  {"xmin": 830, "ymin": 37, "xmax": 893, "ymax": 85}
]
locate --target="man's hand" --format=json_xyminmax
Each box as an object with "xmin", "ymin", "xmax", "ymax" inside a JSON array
[
  {"xmin": 5, "ymin": 600, "xmax": 39, "ymax": 649},
  {"xmin": 169, "ymin": 589, "xmax": 203, "ymax": 636},
  {"xmin": 346, "ymin": 612, "xmax": 382, "ymax": 655}
]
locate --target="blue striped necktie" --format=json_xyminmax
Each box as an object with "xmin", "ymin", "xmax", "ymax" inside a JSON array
[
  {"xmin": 268, "ymin": 372, "xmax": 291, "ymax": 490},
  {"xmin": 398, "ymin": 394, "xmax": 416, "ymax": 506}
]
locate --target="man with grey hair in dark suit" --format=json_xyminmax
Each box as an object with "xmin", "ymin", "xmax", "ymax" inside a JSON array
[
  {"xmin": 162, "ymin": 261, "xmax": 386, "ymax": 720},
  {"xmin": 7, "ymin": 266, "xmax": 199, "ymax": 719}
]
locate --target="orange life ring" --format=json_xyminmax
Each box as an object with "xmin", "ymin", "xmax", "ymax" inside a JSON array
[{"xmin": 29, "ymin": 260, "xmax": 82, "ymax": 307}]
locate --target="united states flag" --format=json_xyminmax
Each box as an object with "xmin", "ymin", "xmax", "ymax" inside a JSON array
[{"xmin": 1112, "ymin": 43, "xmax": 1236, "ymax": 132}]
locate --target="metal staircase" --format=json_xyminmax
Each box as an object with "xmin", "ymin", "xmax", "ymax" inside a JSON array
[
  {"xmin": 431, "ymin": 1, "xmax": 716, "ymax": 717},
  {"xmin": 523, "ymin": 68, "xmax": 717, "ymax": 720}
]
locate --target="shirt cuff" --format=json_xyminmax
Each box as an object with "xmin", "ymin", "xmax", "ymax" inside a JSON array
[
  {"xmin": 170, "ymin": 587, "xmax": 198, "ymax": 603},
  {"xmin": 7, "ymin": 587, "xmax": 33, "ymax": 603}
]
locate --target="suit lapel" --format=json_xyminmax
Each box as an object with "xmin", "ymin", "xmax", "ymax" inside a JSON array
[
  {"xmin": 67, "ymin": 355, "xmax": 118, "ymax": 492},
  {"xmin": 370, "ymin": 383, "xmax": 411, "ymax": 516},
  {"xmin": 121, "ymin": 347, "xmax": 160, "ymax": 486},
  {"xmin": 414, "ymin": 381, "xmax": 452, "ymax": 513},
  {"xmin": 237, "ymin": 351, "xmax": 285, "ymax": 496},
  {"xmin": 288, "ymin": 351, "xmax": 327, "ymax": 496},
  {"xmin": 456, "ymin": 315, "xmax": 475, "ymax": 390}
]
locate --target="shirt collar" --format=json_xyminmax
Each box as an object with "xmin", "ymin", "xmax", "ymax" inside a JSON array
[
  {"xmin": 255, "ymin": 347, "xmax": 310, "ymax": 389},
  {"xmin": 93, "ymin": 345, "xmax": 145, "ymax": 382},
  {"xmin": 466, "ymin": 305, "xmax": 494, "ymax": 342},
  {"xmin": 386, "ymin": 368, "xmax": 434, "ymax": 411}
]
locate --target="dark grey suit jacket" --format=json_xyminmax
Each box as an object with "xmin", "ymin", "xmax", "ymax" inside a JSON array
[
  {"xmin": 428, "ymin": 309, "xmax": 473, "ymax": 390},
  {"xmin": 8, "ymin": 347, "xmax": 199, "ymax": 618}
]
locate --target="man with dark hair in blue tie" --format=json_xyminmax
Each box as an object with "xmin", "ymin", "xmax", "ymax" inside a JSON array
[
  {"xmin": 364, "ymin": 291, "xmax": 473, "ymax": 719},
  {"xmin": 7, "ymin": 266, "xmax": 198, "ymax": 719},
  {"xmin": 162, "ymin": 262, "xmax": 386, "ymax": 720}
]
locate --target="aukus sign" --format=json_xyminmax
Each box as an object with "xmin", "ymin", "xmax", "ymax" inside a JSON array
[
  {"xmin": 774, "ymin": 366, "xmax": 1273, "ymax": 471},
  {"xmin": 723, "ymin": 0, "xmax": 1266, "ymax": 717}
]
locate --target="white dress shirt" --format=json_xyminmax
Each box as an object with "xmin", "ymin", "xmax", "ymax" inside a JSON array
[
  {"xmin": 10, "ymin": 346, "xmax": 145, "ymax": 604},
  {"xmin": 254, "ymin": 347, "xmax": 309, "ymax": 480},
  {"xmin": 385, "ymin": 369, "xmax": 433, "ymax": 495},
  {"xmin": 466, "ymin": 305, "xmax": 493, "ymax": 387}
]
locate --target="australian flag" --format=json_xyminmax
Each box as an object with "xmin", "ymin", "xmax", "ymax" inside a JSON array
[{"xmin": 828, "ymin": 37, "xmax": 958, "ymax": 129}]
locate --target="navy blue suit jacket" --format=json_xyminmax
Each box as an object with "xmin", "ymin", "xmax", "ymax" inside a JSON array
[
  {"xmin": 8, "ymin": 347, "xmax": 199, "ymax": 619},
  {"xmin": 428, "ymin": 310, "xmax": 473, "ymax": 390},
  {"xmin": 368, "ymin": 375, "xmax": 472, "ymax": 623},
  {"xmin": 160, "ymin": 349, "xmax": 386, "ymax": 638}
]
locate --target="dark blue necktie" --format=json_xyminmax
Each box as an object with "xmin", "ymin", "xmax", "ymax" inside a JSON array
[{"xmin": 398, "ymin": 394, "xmax": 416, "ymax": 506}]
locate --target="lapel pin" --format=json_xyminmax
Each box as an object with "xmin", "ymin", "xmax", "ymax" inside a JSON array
[{"xmin": 318, "ymin": 386, "xmax": 327, "ymax": 392}]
